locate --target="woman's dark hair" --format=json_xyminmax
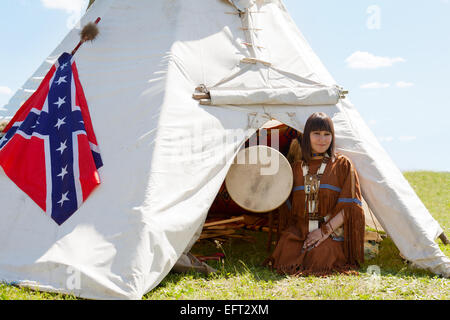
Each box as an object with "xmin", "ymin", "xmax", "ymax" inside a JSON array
[{"xmin": 300, "ymin": 112, "xmax": 335, "ymax": 163}]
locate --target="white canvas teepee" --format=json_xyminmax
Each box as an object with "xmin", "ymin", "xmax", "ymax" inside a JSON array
[{"xmin": 0, "ymin": 0, "xmax": 448, "ymax": 299}]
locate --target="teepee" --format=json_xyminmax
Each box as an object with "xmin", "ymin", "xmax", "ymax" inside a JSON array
[{"xmin": 0, "ymin": 0, "xmax": 448, "ymax": 299}]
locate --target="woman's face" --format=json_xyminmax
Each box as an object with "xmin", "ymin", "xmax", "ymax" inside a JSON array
[{"xmin": 310, "ymin": 130, "xmax": 332, "ymax": 154}]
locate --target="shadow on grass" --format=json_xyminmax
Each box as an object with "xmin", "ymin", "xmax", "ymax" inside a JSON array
[
  {"xmin": 152, "ymin": 231, "xmax": 286, "ymax": 289},
  {"xmin": 154, "ymin": 230, "xmax": 442, "ymax": 295},
  {"xmin": 361, "ymin": 237, "xmax": 437, "ymax": 278}
]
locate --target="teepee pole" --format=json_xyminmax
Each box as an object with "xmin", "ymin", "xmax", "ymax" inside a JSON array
[{"xmin": 87, "ymin": 0, "xmax": 96, "ymax": 10}]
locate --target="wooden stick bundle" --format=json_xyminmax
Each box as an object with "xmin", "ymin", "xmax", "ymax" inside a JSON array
[{"xmin": 203, "ymin": 216, "xmax": 245, "ymax": 228}]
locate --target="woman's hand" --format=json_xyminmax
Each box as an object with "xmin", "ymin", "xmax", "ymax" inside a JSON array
[
  {"xmin": 303, "ymin": 211, "xmax": 345, "ymax": 250},
  {"xmin": 303, "ymin": 228, "xmax": 327, "ymax": 250}
]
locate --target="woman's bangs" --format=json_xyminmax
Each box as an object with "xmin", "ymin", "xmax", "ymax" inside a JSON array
[{"xmin": 309, "ymin": 117, "xmax": 332, "ymax": 133}]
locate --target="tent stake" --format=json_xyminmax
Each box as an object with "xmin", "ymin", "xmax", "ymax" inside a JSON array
[{"xmin": 439, "ymin": 232, "xmax": 450, "ymax": 245}]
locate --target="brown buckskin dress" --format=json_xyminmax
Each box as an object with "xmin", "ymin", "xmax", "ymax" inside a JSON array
[{"xmin": 266, "ymin": 154, "xmax": 365, "ymax": 276}]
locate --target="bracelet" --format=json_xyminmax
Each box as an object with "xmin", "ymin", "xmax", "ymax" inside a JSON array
[
  {"xmin": 330, "ymin": 223, "xmax": 334, "ymax": 233},
  {"xmin": 320, "ymin": 223, "xmax": 332, "ymax": 237}
]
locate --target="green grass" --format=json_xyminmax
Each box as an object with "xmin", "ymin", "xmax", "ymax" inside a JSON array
[
  {"xmin": 1, "ymin": 171, "xmax": 449, "ymax": 300},
  {"xmin": 0, "ymin": 283, "xmax": 78, "ymax": 300},
  {"xmin": 143, "ymin": 233, "xmax": 448, "ymax": 300}
]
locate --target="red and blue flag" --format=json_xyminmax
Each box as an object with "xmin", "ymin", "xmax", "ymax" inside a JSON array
[{"xmin": 0, "ymin": 52, "xmax": 102, "ymax": 225}]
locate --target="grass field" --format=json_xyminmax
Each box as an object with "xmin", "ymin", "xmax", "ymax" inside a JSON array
[{"xmin": 1, "ymin": 171, "xmax": 449, "ymax": 300}]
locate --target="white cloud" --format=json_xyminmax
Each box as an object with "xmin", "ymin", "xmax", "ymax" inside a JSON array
[
  {"xmin": 395, "ymin": 81, "xmax": 414, "ymax": 88},
  {"xmin": 398, "ymin": 136, "xmax": 417, "ymax": 142},
  {"xmin": 360, "ymin": 81, "xmax": 415, "ymax": 89},
  {"xmin": 40, "ymin": 0, "xmax": 87, "ymax": 13},
  {"xmin": 379, "ymin": 136, "xmax": 417, "ymax": 143},
  {"xmin": 40, "ymin": 0, "xmax": 88, "ymax": 28},
  {"xmin": 0, "ymin": 86, "xmax": 13, "ymax": 96},
  {"xmin": 378, "ymin": 136, "xmax": 394, "ymax": 142},
  {"xmin": 346, "ymin": 51, "xmax": 406, "ymax": 69},
  {"xmin": 360, "ymin": 82, "xmax": 390, "ymax": 89}
]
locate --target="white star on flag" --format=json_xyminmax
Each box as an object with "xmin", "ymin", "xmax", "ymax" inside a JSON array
[
  {"xmin": 54, "ymin": 117, "xmax": 66, "ymax": 130},
  {"xmin": 57, "ymin": 165, "xmax": 68, "ymax": 180},
  {"xmin": 0, "ymin": 52, "xmax": 103, "ymax": 226},
  {"xmin": 54, "ymin": 96, "xmax": 66, "ymax": 108},
  {"xmin": 56, "ymin": 140, "xmax": 67, "ymax": 155},
  {"xmin": 55, "ymin": 76, "xmax": 67, "ymax": 85},
  {"xmin": 57, "ymin": 191, "xmax": 70, "ymax": 207},
  {"xmin": 31, "ymin": 119, "xmax": 40, "ymax": 129}
]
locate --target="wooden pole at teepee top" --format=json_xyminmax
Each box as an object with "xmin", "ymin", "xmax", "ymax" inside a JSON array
[{"xmin": 87, "ymin": 0, "xmax": 95, "ymax": 10}]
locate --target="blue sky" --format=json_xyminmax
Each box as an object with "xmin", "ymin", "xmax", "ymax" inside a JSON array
[{"xmin": 0, "ymin": 0, "xmax": 449, "ymax": 172}]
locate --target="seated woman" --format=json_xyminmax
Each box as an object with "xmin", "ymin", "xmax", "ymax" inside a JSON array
[{"xmin": 266, "ymin": 112, "xmax": 365, "ymax": 276}]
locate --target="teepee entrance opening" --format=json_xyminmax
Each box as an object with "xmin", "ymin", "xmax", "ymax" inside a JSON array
[{"xmin": 195, "ymin": 120, "xmax": 384, "ymax": 260}]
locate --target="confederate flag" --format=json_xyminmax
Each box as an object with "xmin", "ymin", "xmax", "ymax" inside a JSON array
[{"xmin": 0, "ymin": 52, "xmax": 103, "ymax": 225}]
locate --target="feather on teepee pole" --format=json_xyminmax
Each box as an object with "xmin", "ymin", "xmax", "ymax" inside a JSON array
[{"xmin": 71, "ymin": 17, "xmax": 101, "ymax": 56}]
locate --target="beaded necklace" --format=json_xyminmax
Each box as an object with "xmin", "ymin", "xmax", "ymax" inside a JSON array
[{"xmin": 302, "ymin": 154, "xmax": 330, "ymax": 230}]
